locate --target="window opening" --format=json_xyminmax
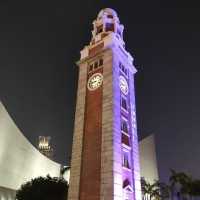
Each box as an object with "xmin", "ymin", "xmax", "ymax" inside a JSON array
[
  {"xmin": 97, "ymin": 25, "xmax": 103, "ymax": 34},
  {"xmin": 94, "ymin": 61, "xmax": 98, "ymax": 69},
  {"xmin": 106, "ymin": 23, "xmax": 114, "ymax": 32},
  {"xmin": 89, "ymin": 64, "xmax": 93, "ymax": 72},
  {"xmin": 121, "ymin": 96, "xmax": 128, "ymax": 111},
  {"xmin": 124, "ymin": 68, "xmax": 128, "ymax": 75},
  {"xmin": 99, "ymin": 59, "xmax": 103, "ymax": 66},
  {"xmin": 122, "ymin": 151, "xmax": 131, "ymax": 169},
  {"xmin": 107, "ymin": 15, "xmax": 113, "ymax": 19},
  {"xmin": 121, "ymin": 120, "xmax": 128, "ymax": 133},
  {"xmin": 119, "ymin": 63, "xmax": 128, "ymax": 76},
  {"xmin": 122, "ymin": 134, "xmax": 130, "ymax": 147}
]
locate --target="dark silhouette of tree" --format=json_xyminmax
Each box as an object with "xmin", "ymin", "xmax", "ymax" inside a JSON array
[
  {"xmin": 181, "ymin": 179, "xmax": 200, "ymax": 200},
  {"xmin": 15, "ymin": 175, "xmax": 68, "ymax": 200},
  {"xmin": 169, "ymin": 169, "xmax": 200, "ymax": 200},
  {"xmin": 155, "ymin": 180, "xmax": 170, "ymax": 200},
  {"xmin": 169, "ymin": 169, "xmax": 191, "ymax": 200},
  {"xmin": 190, "ymin": 180, "xmax": 200, "ymax": 197}
]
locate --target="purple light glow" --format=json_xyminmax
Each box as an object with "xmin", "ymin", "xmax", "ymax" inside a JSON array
[{"xmin": 112, "ymin": 45, "xmax": 142, "ymax": 200}]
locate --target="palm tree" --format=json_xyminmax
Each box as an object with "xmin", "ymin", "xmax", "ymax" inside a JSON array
[
  {"xmin": 141, "ymin": 178, "xmax": 155, "ymax": 200},
  {"xmin": 141, "ymin": 178, "xmax": 149, "ymax": 200},
  {"xmin": 150, "ymin": 185, "xmax": 161, "ymax": 200},
  {"xmin": 141, "ymin": 178, "xmax": 167, "ymax": 200}
]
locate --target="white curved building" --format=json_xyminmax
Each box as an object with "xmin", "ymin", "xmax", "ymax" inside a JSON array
[
  {"xmin": 139, "ymin": 134, "xmax": 159, "ymax": 183},
  {"xmin": 0, "ymin": 101, "xmax": 61, "ymax": 199}
]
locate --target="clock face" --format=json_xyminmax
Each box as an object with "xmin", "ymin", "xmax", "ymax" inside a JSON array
[
  {"xmin": 87, "ymin": 73, "xmax": 103, "ymax": 91},
  {"xmin": 119, "ymin": 75, "xmax": 129, "ymax": 95}
]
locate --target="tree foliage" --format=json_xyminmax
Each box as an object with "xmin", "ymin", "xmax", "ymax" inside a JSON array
[
  {"xmin": 15, "ymin": 175, "xmax": 68, "ymax": 200},
  {"xmin": 141, "ymin": 178, "xmax": 169, "ymax": 200},
  {"xmin": 142, "ymin": 169, "xmax": 200, "ymax": 200},
  {"xmin": 169, "ymin": 169, "xmax": 200, "ymax": 200}
]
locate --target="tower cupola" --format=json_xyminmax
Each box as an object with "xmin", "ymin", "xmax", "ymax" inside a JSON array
[{"xmin": 90, "ymin": 8, "xmax": 124, "ymax": 46}]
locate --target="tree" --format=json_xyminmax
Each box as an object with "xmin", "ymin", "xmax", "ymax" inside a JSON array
[
  {"xmin": 169, "ymin": 169, "xmax": 180, "ymax": 200},
  {"xmin": 169, "ymin": 169, "xmax": 191, "ymax": 200},
  {"xmin": 155, "ymin": 180, "xmax": 170, "ymax": 200},
  {"xmin": 168, "ymin": 169, "xmax": 200, "ymax": 200},
  {"xmin": 182, "ymin": 179, "xmax": 200, "ymax": 200},
  {"xmin": 141, "ymin": 178, "xmax": 168, "ymax": 200},
  {"xmin": 141, "ymin": 178, "xmax": 149, "ymax": 200},
  {"xmin": 15, "ymin": 175, "xmax": 68, "ymax": 200}
]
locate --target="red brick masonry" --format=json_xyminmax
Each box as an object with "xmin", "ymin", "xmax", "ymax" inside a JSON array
[{"xmin": 79, "ymin": 67, "xmax": 103, "ymax": 200}]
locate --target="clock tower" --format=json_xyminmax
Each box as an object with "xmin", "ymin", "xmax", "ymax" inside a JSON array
[{"xmin": 68, "ymin": 8, "xmax": 142, "ymax": 200}]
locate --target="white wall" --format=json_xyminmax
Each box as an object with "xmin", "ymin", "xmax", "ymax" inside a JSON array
[
  {"xmin": 139, "ymin": 134, "xmax": 159, "ymax": 183},
  {"xmin": 0, "ymin": 102, "xmax": 61, "ymax": 191},
  {"xmin": 0, "ymin": 186, "xmax": 15, "ymax": 200}
]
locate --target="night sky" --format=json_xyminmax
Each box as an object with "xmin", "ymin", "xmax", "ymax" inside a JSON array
[{"xmin": 0, "ymin": 0, "xmax": 200, "ymax": 182}]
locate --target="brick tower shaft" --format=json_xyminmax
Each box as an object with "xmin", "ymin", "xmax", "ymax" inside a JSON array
[{"xmin": 68, "ymin": 8, "xmax": 142, "ymax": 200}]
